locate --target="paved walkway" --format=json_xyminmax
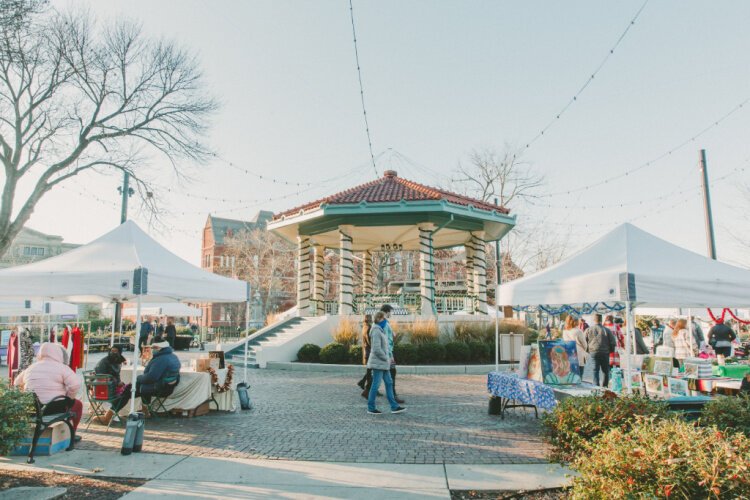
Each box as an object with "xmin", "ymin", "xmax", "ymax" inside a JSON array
[
  {"xmin": 77, "ymin": 370, "xmax": 546, "ymax": 464},
  {"xmin": 0, "ymin": 450, "xmax": 573, "ymax": 499}
]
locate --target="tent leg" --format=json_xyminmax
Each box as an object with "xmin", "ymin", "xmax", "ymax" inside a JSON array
[
  {"xmin": 110, "ymin": 302, "xmax": 116, "ymax": 348},
  {"xmin": 625, "ymin": 301, "xmax": 634, "ymax": 393},
  {"xmin": 130, "ymin": 296, "xmax": 142, "ymax": 416},
  {"xmin": 244, "ymin": 296, "xmax": 250, "ymax": 383},
  {"xmin": 494, "ymin": 294, "xmax": 499, "ymax": 372}
]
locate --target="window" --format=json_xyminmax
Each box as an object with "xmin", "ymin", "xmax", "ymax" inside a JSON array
[{"xmin": 23, "ymin": 246, "xmax": 45, "ymax": 256}]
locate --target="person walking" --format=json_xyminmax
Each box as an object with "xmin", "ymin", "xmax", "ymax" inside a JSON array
[
  {"xmin": 662, "ymin": 319, "xmax": 676, "ymax": 351},
  {"xmin": 380, "ymin": 305, "xmax": 405, "ymax": 404},
  {"xmin": 689, "ymin": 316, "xmax": 705, "ymax": 350},
  {"xmin": 585, "ymin": 314, "xmax": 617, "ymax": 387},
  {"xmin": 707, "ymin": 320, "xmax": 737, "ymax": 357},
  {"xmin": 672, "ymin": 319, "xmax": 696, "ymax": 367},
  {"xmin": 138, "ymin": 317, "xmax": 154, "ymax": 349},
  {"xmin": 650, "ymin": 319, "xmax": 665, "ymax": 350},
  {"xmin": 357, "ymin": 314, "xmax": 373, "ymax": 398},
  {"xmin": 561, "ymin": 315, "xmax": 587, "ymax": 376},
  {"xmin": 165, "ymin": 318, "xmax": 177, "ymax": 349},
  {"xmin": 154, "ymin": 319, "xmax": 165, "ymax": 343},
  {"xmin": 366, "ymin": 311, "xmax": 405, "ymax": 415}
]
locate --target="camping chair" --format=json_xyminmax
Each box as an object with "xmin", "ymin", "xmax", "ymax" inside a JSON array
[
  {"xmin": 143, "ymin": 371, "xmax": 179, "ymax": 418},
  {"xmin": 27, "ymin": 394, "xmax": 76, "ymax": 464},
  {"xmin": 82, "ymin": 370, "xmax": 123, "ymax": 431}
]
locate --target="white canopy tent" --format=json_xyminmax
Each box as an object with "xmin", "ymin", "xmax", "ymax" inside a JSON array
[
  {"xmin": 497, "ymin": 223, "xmax": 750, "ymax": 391},
  {"xmin": 101, "ymin": 302, "xmax": 203, "ymax": 318},
  {"xmin": 0, "ymin": 220, "xmax": 249, "ymax": 414}
]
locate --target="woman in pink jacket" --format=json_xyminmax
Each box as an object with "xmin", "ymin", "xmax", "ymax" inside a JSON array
[{"xmin": 15, "ymin": 343, "xmax": 84, "ymax": 438}]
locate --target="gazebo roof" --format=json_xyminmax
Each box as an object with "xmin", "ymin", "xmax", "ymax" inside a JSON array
[
  {"xmin": 276, "ymin": 170, "xmax": 509, "ymax": 219},
  {"xmin": 269, "ymin": 170, "xmax": 515, "ymax": 251}
]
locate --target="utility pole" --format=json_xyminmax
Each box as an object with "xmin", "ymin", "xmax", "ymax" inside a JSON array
[
  {"xmin": 698, "ymin": 149, "xmax": 717, "ymax": 260},
  {"xmin": 115, "ymin": 172, "xmax": 135, "ymax": 334}
]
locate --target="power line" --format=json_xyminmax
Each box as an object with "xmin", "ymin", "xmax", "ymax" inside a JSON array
[
  {"xmin": 348, "ymin": 0, "xmax": 378, "ymax": 178},
  {"xmin": 517, "ymin": 0, "xmax": 650, "ymax": 157},
  {"xmin": 539, "ymin": 96, "xmax": 750, "ymax": 197}
]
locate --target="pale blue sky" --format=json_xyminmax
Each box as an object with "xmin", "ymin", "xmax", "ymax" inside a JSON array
[{"xmin": 30, "ymin": 0, "xmax": 750, "ymax": 266}]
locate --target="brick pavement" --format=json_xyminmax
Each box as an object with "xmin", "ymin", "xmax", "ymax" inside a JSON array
[{"xmin": 77, "ymin": 370, "xmax": 548, "ymax": 464}]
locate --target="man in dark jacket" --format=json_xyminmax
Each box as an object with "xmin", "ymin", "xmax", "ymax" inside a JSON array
[
  {"xmin": 585, "ymin": 314, "xmax": 617, "ymax": 387},
  {"xmin": 138, "ymin": 318, "xmax": 154, "ymax": 348},
  {"xmin": 136, "ymin": 341, "xmax": 180, "ymax": 403},
  {"xmin": 164, "ymin": 318, "xmax": 177, "ymax": 349}
]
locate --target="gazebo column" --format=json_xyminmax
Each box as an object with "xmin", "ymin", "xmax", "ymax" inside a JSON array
[
  {"xmin": 362, "ymin": 251, "xmax": 374, "ymax": 295},
  {"xmin": 472, "ymin": 231, "xmax": 488, "ymax": 314},
  {"xmin": 338, "ymin": 225, "xmax": 354, "ymax": 315},
  {"xmin": 419, "ymin": 223, "xmax": 436, "ymax": 316},
  {"xmin": 312, "ymin": 245, "xmax": 325, "ymax": 316},
  {"xmin": 464, "ymin": 243, "xmax": 475, "ymax": 299},
  {"xmin": 297, "ymin": 236, "xmax": 312, "ymax": 316}
]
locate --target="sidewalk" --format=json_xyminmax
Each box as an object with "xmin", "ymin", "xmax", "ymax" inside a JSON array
[{"xmin": 0, "ymin": 450, "xmax": 574, "ymax": 499}]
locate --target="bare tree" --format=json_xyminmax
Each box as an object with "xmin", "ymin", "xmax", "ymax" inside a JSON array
[
  {"xmin": 0, "ymin": 3, "xmax": 216, "ymax": 256},
  {"xmin": 224, "ymin": 228, "xmax": 296, "ymax": 315},
  {"xmin": 453, "ymin": 146, "xmax": 544, "ymax": 207}
]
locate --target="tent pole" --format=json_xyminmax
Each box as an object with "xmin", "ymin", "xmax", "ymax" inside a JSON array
[
  {"xmin": 244, "ymin": 293, "xmax": 250, "ymax": 384},
  {"xmin": 130, "ymin": 295, "xmax": 142, "ymax": 415},
  {"xmin": 625, "ymin": 301, "xmax": 633, "ymax": 393},
  {"xmin": 494, "ymin": 289, "xmax": 499, "ymax": 372},
  {"xmin": 110, "ymin": 302, "xmax": 116, "ymax": 348},
  {"xmin": 687, "ymin": 308, "xmax": 695, "ymax": 353}
]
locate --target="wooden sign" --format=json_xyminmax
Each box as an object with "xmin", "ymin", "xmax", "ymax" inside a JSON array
[{"xmin": 208, "ymin": 350, "xmax": 225, "ymax": 369}]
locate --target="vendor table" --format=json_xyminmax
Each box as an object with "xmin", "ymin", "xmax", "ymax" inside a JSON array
[
  {"xmin": 120, "ymin": 367, "xmax": 235, "ymax": 415},
  {"xmin": 487, "ymin": 372, "xmax": 599, "ymax": 419}
]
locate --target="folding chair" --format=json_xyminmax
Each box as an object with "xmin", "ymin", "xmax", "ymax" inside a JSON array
[
  {"xmin": 28, "ymin": 394, "xmax": 76, "ymax": 464},
  {"xmin": 143, "ymin": 371, "xmax": 179, "ymax": 418},
  {"xmin": 82, "ymin": 370, "xmax": 123, "ymax": 431}
]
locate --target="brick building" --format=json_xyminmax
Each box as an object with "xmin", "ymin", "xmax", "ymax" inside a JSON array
[{"xmin": 200, "ymin": 211, "xmax": 273, "ymax": 328}]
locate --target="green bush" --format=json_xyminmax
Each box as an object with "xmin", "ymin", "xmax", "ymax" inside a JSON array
[
  {"xmin": 319, "ymin": 342, "xmax": 349, "ymax": 364},
  {"xmin": 468, "ymin": 341, "xmax": 491, "ymax": 363},
  {"xmin": 417, "ymin": 342, "xmax": 446, "ymax": 364},
  {"xmin": 393, "ymin": 343, "xmax": 418, "ymax": 365},
  {"xmin": 348, "ymin": 345, "xmax": 363, "ymax": 365},
  {"xmin": 297, "ymin": 343, "xmax": 321, "ymax": 363},
  {"xmin": 541, "ymin": 394, "xmax": 669, "ymax": 464},
  {"xmin": 0, "ymin": 381, "xmax": 34, "ymax": 455},
  {"xmin": 701, "ymin": 395, "xmax": 750, "ymax": 436},
  {"xmin": 570, "ymin": 417, "xmax": 750, "ymax": 499},
  {"xmin": 444, "ymin": 341, "xmax": 471, "ymax": 363}
]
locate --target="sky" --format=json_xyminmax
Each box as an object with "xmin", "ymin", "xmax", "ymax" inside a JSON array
[{"xmin": 23, "ymin": 0, "xmax": 750, "ymax": 267}]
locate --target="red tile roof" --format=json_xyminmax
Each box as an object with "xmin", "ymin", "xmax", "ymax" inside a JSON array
[{"xmin": 274, "ymin": 170, "xmax": 510, "ymax": 219}]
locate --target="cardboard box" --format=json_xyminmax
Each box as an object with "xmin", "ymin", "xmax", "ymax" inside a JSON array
[
  {"xmin": 11, "ymin": 422, "xmax": 71, "ymax": 456},
  {"xmin": 171, "ymin": 401, "xmax": 210, "ymax": 418},
  {"xmin": 192, "ymin": 358, "xmax": 211, "ymax": 372}
]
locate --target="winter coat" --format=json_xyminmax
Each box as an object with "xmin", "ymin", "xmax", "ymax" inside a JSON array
[
  {"xmin": 634, "ymin": 328, "xmax": 649, "ymax": 355},
  {"xmin": 672, "ymin": 329, "xmax": 696, "ymax": 360},
  {"xmin": 95, "ymin": 354, "xmax": 123, "ymax": 385},
  {"xmin": 15, "ymin": 342, "xmax": 81, "ymax": 404},
  {"xmin": 362, "ymin": 324, "xmax": 372, "ymax": 365},
  {"xmin": 585, "ymin": 324, "xmax": 617, "ymax": 356},
  {"xmin": 562, "ymin": 328, "xmax": 587, "ymax": 367},
  {"xmin": 137, "ymin": 346, "xmax": 180, "ymax": 392},
  {"xmin": 367, "ymin": 324, "xmax": 391, "ymax": 371},
  {"xmin": 165, "ymin": 325, "xmax": 177, "ymax": 347}
]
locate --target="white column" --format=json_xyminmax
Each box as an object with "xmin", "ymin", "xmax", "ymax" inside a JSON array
[
  {"xmin": 419, "ymin": 223, "xmax": 436, "ymax": 316},
  {"xmin": 339, "ymin": 226, "xmax": 354, "ymax": 315},
  {"xmin": 472, "ymin": 231, "xmax": 488, "ymax": 314},
  {"xmin": 362, "ymin": 251, "xmax": 374, "ymax": 295},
  {"xmin": 297, "ymin": 236, "xmax": 311, "ymax": 316},
  {"xmin": 465, "ymin": 243, "xmax": 475, "ymax": 298},
  {"xmin": 312, "ymin": 245, "xmax": 325, "ymax": 316}
]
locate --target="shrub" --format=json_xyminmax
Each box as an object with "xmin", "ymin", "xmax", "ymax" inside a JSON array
[
  {"xmin": 417, "ymin": 342, "xmax": 446, "ymax": 364},
  {"xmin": 333, "ymin": 316, "xmax": 360, "ymax": 348},
  {"xmin": 348, "ymin": 345, "xmax": 363, "ymax": 365},
  {"xmin": 393, "ymin": 343, "xmax": 418, "ymax": 365},
  {"xmin": 297, "ymin": 343, "xmax": 321, "ymax": 363},
  {"xmin": 541, "ymin": 394, "xmax": 669, "ymax": 464},
  {"xmin": 444, "ymin": 341, "xmax": 471, "ymax": 363},
  {"xmin": 701, "ymin": 395, "xmax": 750, "ymax": 436},
  {"xmin": 0, "ymin": 381, "xmax": 34, "ymax": 455},
  {"xmin": 570, "ymin": 417, "xmax": 750, "ymax": 499},
  {"xmin": 407, "ymin": 318, "xmax": 439, "ymax": 345},
  {"xmin": 319, "ymin": 342, "xmax": 349, "ymax": 364},
  {"xmin": 454, "ymin": 320, "xmax": 532, "ymax": 344},
  {"xmin": 468, "ymin": 340, "xmax": 491, "ymax": 363}
]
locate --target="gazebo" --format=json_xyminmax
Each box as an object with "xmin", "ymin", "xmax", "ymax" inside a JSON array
[{"xmin": 268, "ymin": 170, "xmax": 515, "ymax": 316}]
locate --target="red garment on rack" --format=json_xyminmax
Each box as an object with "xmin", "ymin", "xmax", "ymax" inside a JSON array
[
  {"xmin": 61, "ymin": 326, "xmax": 70, "ymax": 347},
  {"xmin": 7, "ymin": 332, "xmax": 19, "ymax": 383},
  {"xmin": 69, "ymin": 326, "xmax": 83, "ymax": 372}
]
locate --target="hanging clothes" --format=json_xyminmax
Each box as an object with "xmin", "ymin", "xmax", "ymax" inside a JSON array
[
  {"xmin": 61, "ymin": 326, "xmax": 70, "ymax": 347},
  {"xmin": 18, "ymin": 328, "xmax": 35, "ymax": 371},
  {"xmin": 49, "ymin": 325, "xmax": 56, "ymax": 343},
  {"xmin": 7, "ymin": 331, "xmax": 19, "ymax": 384},
  {"xmin": 69, "ymin": 325, "xmax": 84, "ymax": 372}
]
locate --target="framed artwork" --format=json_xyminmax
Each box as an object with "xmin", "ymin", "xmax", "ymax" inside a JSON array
[
  {"xmin": 644, "ymin": 374, "xmax": 664, "ymax": 394},
  {"xmin": 526, "ymin": 344, "xmax": 543, "ymax": 383},
  {"xmin": 683, "ymin": 362, "xmax": 700, "ymax": 378},
  {"xmin": 517, "ymin": 346, "xmax": 531, "ymax": 378},
  {"xmin": 538, "ymin": 340, "xmax": 582, "ymax": 385},
  {"xmin": 652, "ymin": 357, "xmax": 673, "ymax": 376},
  {"xmin": 630, "ymin": 370, "xmax": 642, "ymax": 388},
  {"xmin": 667, "ymin": 377, "xmax": 689, "ymax": 397},
  {"xmin": 641, "ymin": 356, "xmax": 652, "ymax": 371}
]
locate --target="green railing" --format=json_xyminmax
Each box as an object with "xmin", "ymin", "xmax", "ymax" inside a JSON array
[
  {"xmin": 318, "ymin": 293, "xmax": 477, "ymax": 315},
  {"xmin": 434, "ymin": 294, "xmax": 476, "ymax": 314}
]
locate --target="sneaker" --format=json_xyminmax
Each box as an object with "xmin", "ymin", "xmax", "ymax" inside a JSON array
[
  {"xmin": 367, "ymin": 409, "xmax": 382, "ymax": 415},
  {"xmin": 391, "ymin": 406, "xmax": 406, "ymax": 414},
  {"xmin": 357, "ymin": 380, "xmax": 365, "ymax": 389}
]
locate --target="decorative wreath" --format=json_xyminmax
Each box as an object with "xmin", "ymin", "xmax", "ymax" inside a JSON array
[{"xmin": 207, "ymin": 364, "xmax": 234, "ymax": 393}]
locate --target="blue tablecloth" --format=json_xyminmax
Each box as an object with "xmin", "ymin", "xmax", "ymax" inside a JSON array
[{"xmin": 487, "ymin": 371, "xmax": 558, "ymax": 411}]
